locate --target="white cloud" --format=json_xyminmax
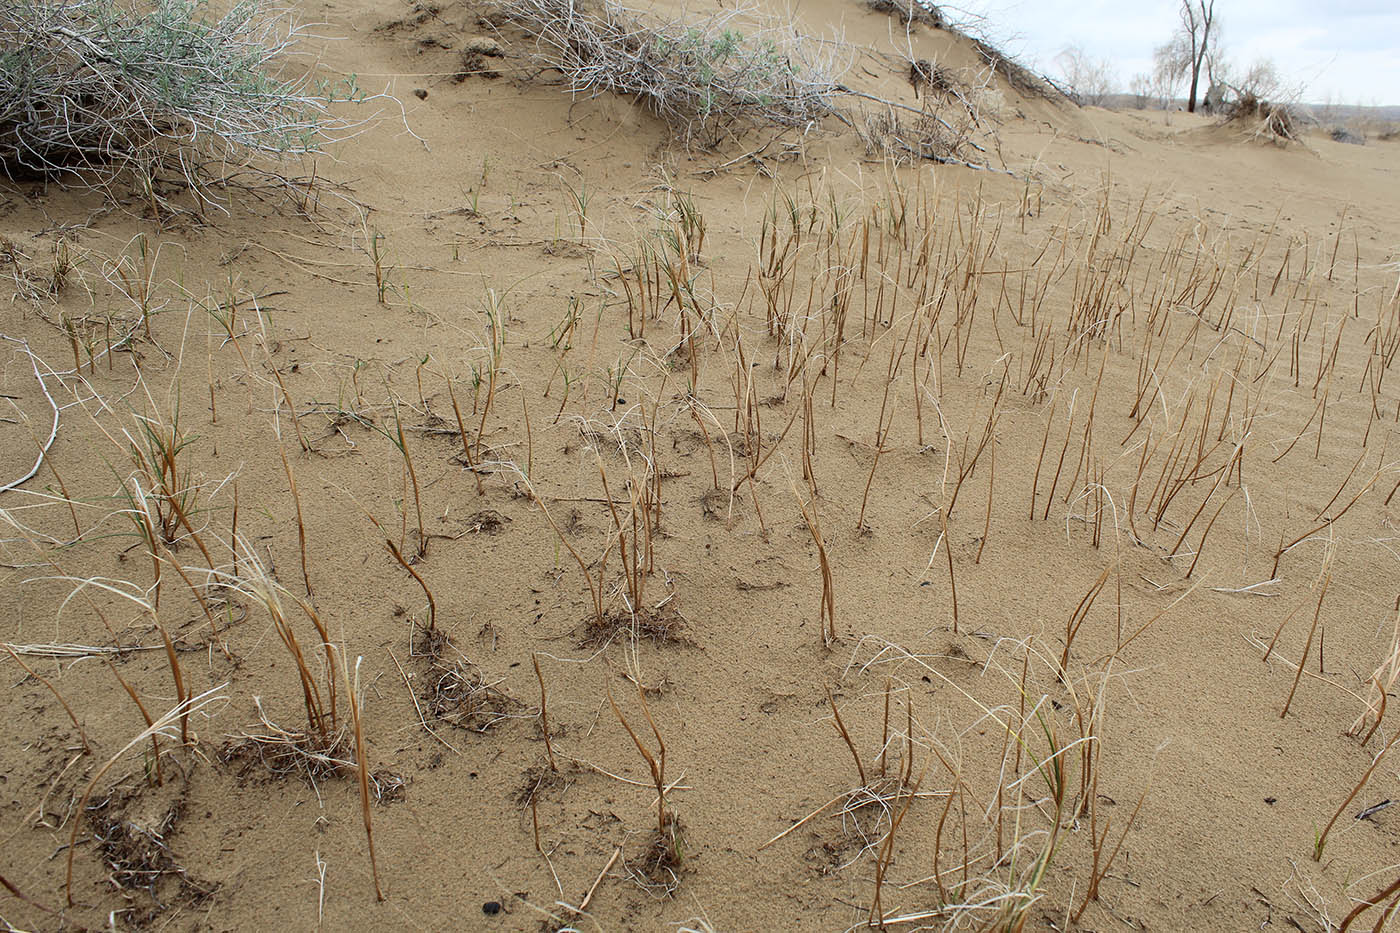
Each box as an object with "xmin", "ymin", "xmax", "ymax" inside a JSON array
[{"xmin": 955, "ymin": 0, "xmax": 1400, "ymax": 104}]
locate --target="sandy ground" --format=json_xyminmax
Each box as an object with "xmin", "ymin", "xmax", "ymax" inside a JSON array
[{"xmin": 3, "ymin": 1, "xmax": 1400, "ymax": 931}]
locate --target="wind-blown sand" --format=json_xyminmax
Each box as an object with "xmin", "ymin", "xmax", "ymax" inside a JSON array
[{"xmin": 3, "ymin": 1, "xmax": 1400, "ymax": 930}]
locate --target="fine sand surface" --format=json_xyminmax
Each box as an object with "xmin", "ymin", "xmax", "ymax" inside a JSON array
[{"xmin": 4, "ymin": 1, "xmax": 1400, "ymax": 931}]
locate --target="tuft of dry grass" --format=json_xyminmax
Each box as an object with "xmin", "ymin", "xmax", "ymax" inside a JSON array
[
  {"xmin": 865, "ymin": 0, "xmax": 943, "ymax": 27},
  {"xmin": 87, "ymin": 783, "xmax": 217, "ymax": 916},
  {"xmin": 626, "ymin": 811, "xmax": 686, "ymax": 895},
  {"xmin": 220, "ymin": 698, "xmax": 353, "ymax": 785},
  {"xmin": 422, "ymin": 657, "xmax": 525, "ymax": 733},
  {"xmin": 495, "ymin": 0, "xmax": 842, "ymax": 145}
]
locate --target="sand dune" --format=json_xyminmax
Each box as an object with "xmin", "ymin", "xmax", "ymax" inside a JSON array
[{"xmin": 3, "ymin": 2, "xmax": 1400, "ymax": 930}]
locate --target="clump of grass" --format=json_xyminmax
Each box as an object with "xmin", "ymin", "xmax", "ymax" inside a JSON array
[
  {"xmin": 497, "ymin": 0, "xmax": 841, "ymax": 144},
  {"xmin": 220, "ymin": 698, "xmax": 353, "ymax": 784},
  {"xmin": 66, "ymin": 686, "xmax": 227, "ymax": 906},
  {"xmin": 123, "ymin": 406, "xmax": 203, "ymax": 553},
  {"xmin": 1349, "ymin": 610, "xmax": 1400, "ymax": 743},
  {"xmin": 609, "ymin": 680, "xmax": 685, "ymax": 893},
  {"xmin": 87, "ymin": 789, "xmax": 217, "ymax": 920},
  {"xmin": 630, "ymin": 812, "xmax": 686, "ymax": 894},
  {"xmin": 763, "ymin": 683, "xmax": 928, "ymax": 922},
  {"xmin": 859, "ymin": 91, "xmax": 992, "ymax": 166},
  {"xmin": 0, "ymin": 0, "xmax": 359, "ymax": 206},
  {"xmin": 213, "ymin": 543, "xmax": 347, "ymax": 776},
  {"xmin": 866, "ymin": 0, "xmax": 942, "ymax": 28},
  {"xmin": 422, "ymin": 656, "xmax": 523, "ymax": 733},
  {"xmin": 579, "ymin": 604, "xmax": 687, "ymax": 649}
]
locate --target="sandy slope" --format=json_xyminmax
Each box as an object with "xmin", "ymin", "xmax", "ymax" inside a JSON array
[{"xmin": 3, "ymin": 1, "xmax": 1400, "ymax": 931}]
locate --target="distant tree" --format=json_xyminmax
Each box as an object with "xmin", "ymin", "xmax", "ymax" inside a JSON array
[
  {"xmin": 1202, "ymin": 55, "xmax": 1289, "ymax": 110},
  {"xmin": 1152, "ymin": 38, "xmax": 1189, "ymax": 107},
  {"xmin": 1152, "ymin": 2, "xmax": 1217, "ymax": 111},
  {"xmin": 1055, "ymin": 45, "xmax": 1117, "ymax": 107},
  {"xmin": 1173, "ymin": 0, "xmax": 1216, "ymax": 112},
  {"xmin": 1129, "ymin": 72, "xmax": 1152, "ymax": 109},
  {"xmin": 1234, "ymin": 59, "xmax": 1283, "ymax": 100}
]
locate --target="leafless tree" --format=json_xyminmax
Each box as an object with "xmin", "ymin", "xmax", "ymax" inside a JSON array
[
  {"xmin": 1055, "ymin": 45, "xmax": 1117, "ymax": 107},
  {"xmin": 1152, "ymin": 39, "xmax": 1189, "ymax": 107},
  {"xmin": 1234, "ymin": 59, "xmax": 1284, "ymax": 100},
  {"xmin": 1174, "ymin": 0, "xmax": 1216, "ymax": 112},
  {"xmin": 1129, "ymin": 73, "xmax": 1152, "ymax": 109}
]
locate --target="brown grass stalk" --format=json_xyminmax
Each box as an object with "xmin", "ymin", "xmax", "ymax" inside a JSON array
[
  {"xmin": 608, "ymin": 680, "xmax": 669, "ymax": 834},
  {"xmin": 385, "ymin": 538, "xmax": 436, "ymax": 636},
  {"xmin": 3, "ymin": 644, "xmax": 91, "ymax": 754},
  {"xmin": 1281, "ymin": 575, "xmax": 1330, "ymax": 719},
  {"xmin": 1060, "ymin": 566, "xmax": 1111, "ymax": 674},
  {"xmin": 533, "ymin": 652, "xmax": 558, "ymax": 772},
  {"xmin": 976, "ymin": 440, "xmax": 995, "ymax": 564},
  {"xmin": 1273, "ymin": 471, "xmax": 1380, "ymax": 578},
  {"xmin": 794, "ymin": 483, "xmax": 836, "ymax": 646},
  {"xmin": 827, "ymin": 688, "xmax": 867, "ymax": 787},
  {"xmin": 1339, "ymin": 872, "xmax": 1400, "ymax": 932},
  {"xmin": 1313, "ymin": 725, "xmax": 1400, "ymax": 861},
  {"xmin": 343, "ymin": 650, "xmax": 385, "ymax": 900},
  {"xmin": 1029, "ymin": 399, "xmax": 1058, "ymax": 521},
  {"xmin": 394, "ymin": 413, "xmax": 427, "ymax": 559},
  {"xmin": 942, "ymin": 510, "xmax": 959, "ymax": 633},
  {"xmin": 281, "ymin": 447, "xmax": 313, "ymax": 597},
  {"xmin": 447, "ymin": 379, "xmax": 485, "ymax": 496}
]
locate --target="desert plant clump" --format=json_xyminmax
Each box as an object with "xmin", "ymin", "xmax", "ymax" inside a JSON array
[
  {"xmin": 908, "ymin": 59, "xmax": 956, "ymax": 97},
  {"xmin": 866, "ymin": 0, "xmax": 942, "ymax": 28},
  {"xmin": 630, "ymin": 811, "xmax": 686, "ymax": 893},
  {"xmin": 860, "ymin": 77, "xmax": 1000, "ymax": 166},
  {"xmin": 495, "ymin": 0, "xmax": 841, "ymax": 144},
  {"xmin": 219, "ymin": 698, "xmax": 355, "ymax": 785},
  {"xmin": 0, "ymin": 0, "xmax": 354, "ymax": 204},
  {"xmin": 862, "ymin": 103, "xmax": 949, "ymax": 164},
  {"xmin": 1329, "ymin": 126, "xmax": 1365, "ymax": 145},
  {"xmin": 421, "ymin": 656, "xmax": 524, "ymax": 733},
  {"xmin": 1223, "ymin": 92, "xmax": 1301, "ymax": 142},
  {"xmin": 86, "ymin": 780, "xmax": 218, "ymax": 922}
]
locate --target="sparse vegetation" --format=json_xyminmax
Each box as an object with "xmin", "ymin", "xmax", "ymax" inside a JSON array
[{"xmin": 3, "ymin": 1, "xmax": 1400, "ymax": 930}]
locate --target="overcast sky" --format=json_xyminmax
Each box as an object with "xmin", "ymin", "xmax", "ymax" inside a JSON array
[{"xmin": 951, "ymin": 0, "xmax": 1400, "ymax": 106}]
